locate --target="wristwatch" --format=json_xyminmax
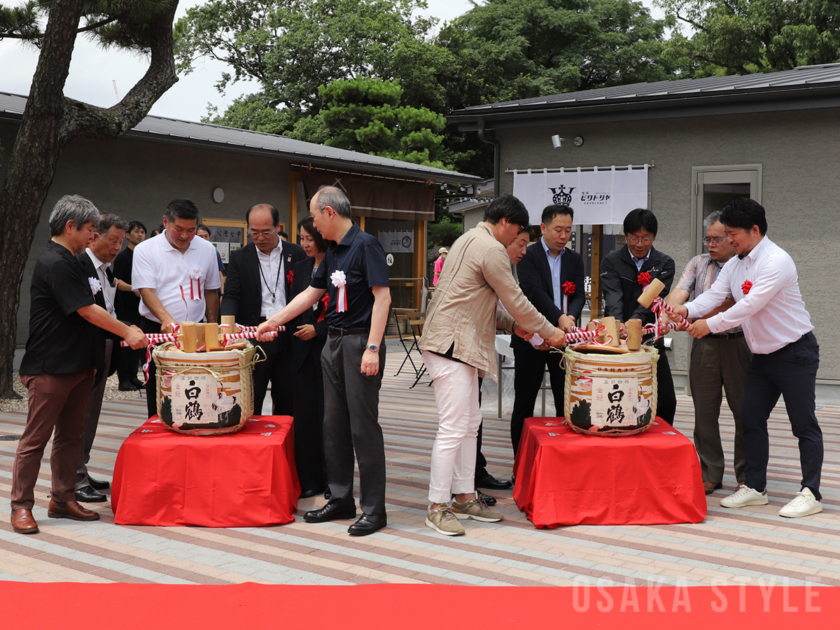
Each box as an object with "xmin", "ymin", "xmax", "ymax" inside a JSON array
[{"xmin": 366, "ymin": 343, "xmax": 380, "ymax": 352}]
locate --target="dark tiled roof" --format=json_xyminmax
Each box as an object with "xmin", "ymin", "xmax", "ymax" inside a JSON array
[
  {"xmin": 0, "ymin": 91, "xmax": 479, "ymax": 183},
  {"xmin": 449, "ymin": 64, "xmax": 840, "ymax": 121}
]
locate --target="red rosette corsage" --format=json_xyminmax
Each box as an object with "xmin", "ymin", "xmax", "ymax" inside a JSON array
[
  {"xmin": 562, "ymin": 281, "xmax": 576, "ymax": 295},
  {"xmin": 742, "ymin": 280, "xmax": 753, "ymax": 295},
  {"xmin": 637, "ymin": 271, "xmax": 652, "ymax": 287},
  {"xmin": 286, "ymin": 269, "xmax": 294, "ymax": 284}
]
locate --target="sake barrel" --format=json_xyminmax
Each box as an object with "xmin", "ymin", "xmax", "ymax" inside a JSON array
[
  {"xmin": 153, "ymin": 343, "xmax": 258, "ymax": 436},
  {"xmin": 562, "ymin": 346, "xmax": 659, "ymax": 436}
]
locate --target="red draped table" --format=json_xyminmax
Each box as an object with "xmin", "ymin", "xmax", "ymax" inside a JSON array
[
  {"xmin": 112, "ymin": 416, "xmax": 300, "ymax": 527},
  {"xmin": 513, "ymin": 417, "xmax": 707, "ymax": 529}
]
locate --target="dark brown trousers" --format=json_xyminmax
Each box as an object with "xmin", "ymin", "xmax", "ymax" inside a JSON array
[{"xmin": 11, "ymin": 370, "xmax": 95, "ymax": 510}]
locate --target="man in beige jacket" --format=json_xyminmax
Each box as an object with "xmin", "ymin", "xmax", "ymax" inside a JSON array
[{"xmin": 419, "ymin": 195, "xmax": 566, "ymax": 536}]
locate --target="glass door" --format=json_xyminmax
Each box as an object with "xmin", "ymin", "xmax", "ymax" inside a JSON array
[{"xmin": 691, "ymin": 166, "xmax": 762, "ymax": 257}]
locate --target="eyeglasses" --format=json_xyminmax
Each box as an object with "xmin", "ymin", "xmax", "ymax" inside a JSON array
[
  {"xmin": 703, "ymin": 236, "xmax": 726, "ymax": 244},
  {"xmin": 626, "ymin": 236, "xmax": 653, "ymax": 245},
  {"xmin": 249, "ymin": 228, "xmax": 276, "ymax": 238}
]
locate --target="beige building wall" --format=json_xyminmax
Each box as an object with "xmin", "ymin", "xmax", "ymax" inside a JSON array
[
  {"xmin": 493, "ymin": 107, "xmax": 840, "ymax": 390},
  {"xmin": 0, "ymin": 128, "xmax": 290, "ymax": 344}
]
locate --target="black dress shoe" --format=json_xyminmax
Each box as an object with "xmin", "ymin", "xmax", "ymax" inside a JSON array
[
  {"xmin": 75, "ymin": 485, "xmax": 107, "ymax": 503},
  {"xmin": 475, "ymin": 473, "xmax": 512, "ymax": 490},
  {"xmin": 131, "ymin": 377, "xmax": 146, "ymax": 389},
  {"xmin": 304, "ymin": 499, "xmax": 356, "ymax": 523},
  {"xmin": 88, "ymin": 476, "xmax": 110, "ymax": 491},
  {"xmin": 348, "ymin": 513, "xmax": 387, "ymax": 536},
  {"xmin": 324, "ymin": 488, "xmax": 332, "ymax": 500},
  {"xmin": 299, "ymin": 488, "xmax": 323, "ymax": 499},
  {"xmin": 119, "ymin": 380, "xmax": 141, "ymax": 391},
  {"xmin": 478, "ymin": 492, "xmax": 497, "ymax": 506}
]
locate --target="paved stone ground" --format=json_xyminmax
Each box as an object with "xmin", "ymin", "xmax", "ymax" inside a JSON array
[{"xmin": 1, "ymin": 350, "xmax": 838, "ymax": 586}]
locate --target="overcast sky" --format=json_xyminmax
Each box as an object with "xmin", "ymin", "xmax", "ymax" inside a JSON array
[{"xmin": 0, "ymin": 0, "xmax": 665, "ymax": 123}]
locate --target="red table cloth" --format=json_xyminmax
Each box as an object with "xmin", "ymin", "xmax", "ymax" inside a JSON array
[
  {"xmin": 112, "ymin": 416, "xmax": 300, "ymax": 527},
  {"xmin": 513, "ymin": 417, "xmax": 707, "ymax": 529}
]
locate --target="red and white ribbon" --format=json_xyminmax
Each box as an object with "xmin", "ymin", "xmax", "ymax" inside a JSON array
[
  {"xmin": 565, "ymin": 322, "xmax": 612, "ymax": 346},
  {"xmin": 189, "ymin": 267, "xmax": 203, "ymax": 301},
  {"xmin": 122, "ymin": 325, "xmax": 284, "ymax": 348},
  {"xmin": 331, "ymin": 270, "xmax": 347, "ymax": 313}
]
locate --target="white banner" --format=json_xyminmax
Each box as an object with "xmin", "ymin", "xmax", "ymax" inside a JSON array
[
  {"xmin": 512, "ymin": 166, "xmax": 649, "ymax": 226},
  {"xmin": 378, "ymin": 230, "xmax": 414, "ymax": 253}
]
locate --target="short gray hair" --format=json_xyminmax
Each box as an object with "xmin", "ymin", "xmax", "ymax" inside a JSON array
[
  {"xmin": 49, "ymin": 195, "xmax": 100, "ymax": 237},
  {"xmin": 704, "ymin": 211, "xmax": 723, "ymax": 228},
  {"xmin": 315, "ymin": 186, "xmax": 352, "ymax": 218},
  {"xmin": 98, "ymin": 213, "xmax": 129, "ymax": 234}
]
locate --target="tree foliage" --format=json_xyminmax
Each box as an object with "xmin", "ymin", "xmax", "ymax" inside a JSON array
[
  {"xmin": 0, "ymin": 0, "xmax": 180, "ymax": 397},
  {"xmin": 656, "ymin": 0, "xmax": 840, "ymax": 75},
  {"xmin": 319, "ymin": 78, "xmax": 449, "ymax": 168},
  {"xmin": 439, "ymin": 0, "xmax": 675, "ymax": 104},
  {"xmin": 176, "ymin": 0, "xmax": 446, "ymax": 112}
]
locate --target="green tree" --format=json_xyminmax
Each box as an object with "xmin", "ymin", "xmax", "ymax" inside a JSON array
[
  {"xmin": 438, "ymin": 0, "xmax": 675, "ymax": 103},
  {"xmin": 0, "ymin": 0, "xmax": 180, "ymax": 398},
  {"xmin": 319, "ymin": 78, "xmax": 450, "ymax": 169},
  {"xmin": 656, "ymin": 0, "xmax": 840, "ymax": 76},
  {"xmin": 176, "ymin": 0, "xmax": 447, "ymax": 115}
]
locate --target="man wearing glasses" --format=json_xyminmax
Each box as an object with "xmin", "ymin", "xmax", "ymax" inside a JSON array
[
  {"xmin": 222, "ymin": 204, "xmax": 306, "ymax": 416},
  {"xmin": 666, "ymin": 211, "xmax": 749, "ymax": 494},
  {"xmin": 600, "ymin": 208, "xmax": 677, "ymax": 425}
]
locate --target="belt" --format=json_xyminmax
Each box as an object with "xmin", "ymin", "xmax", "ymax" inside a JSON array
[
  {"xmin": 707, "ymin": 331, "xmax": 744, "ymax": 339},
  {"xmin": 328, "ymin": 326, "xmax": 368, "ymax": 337}
]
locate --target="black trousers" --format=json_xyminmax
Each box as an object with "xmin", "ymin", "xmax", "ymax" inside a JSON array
[
  {"xmin": 140, "ymin": 317, "xmax": 162, "ymax": 420},
  {"xmin": 510, "ymin": 346, "xmax": 566, "ymax": 456},
  {"xmin": 655, "ymin": 342, "xmax": 677, "ymax": 426},
  {"xmin": 321, "ymin": 333, "xmax": 387, "ymax": 515},
  {"xmin": 293, "ymin": 346, "xmax": 327, "ymax": 493},
  {"xmin": 117, "ymin": 346, "xmax": 143, "ymax": 384},
  {"xmin": 253, "ymin": 329, "xmax": 295, "ymax": 417},
  {"xmin": 742, "ymin": 332, "xmax": 823, "ymax": 499}
]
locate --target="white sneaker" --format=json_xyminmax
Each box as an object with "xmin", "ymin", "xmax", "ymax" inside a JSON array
[
  {"xmin": 720, "ymin": 485, "xmax": 769, "ymax": 508},
  {"xmin": 779, "ymin": 488, "xmax": 823, "ymax": 518}
]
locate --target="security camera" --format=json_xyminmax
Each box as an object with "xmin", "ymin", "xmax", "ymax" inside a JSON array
[{"xmin": 551, "ymin": 135, "xmax": 564, "ymax": 149}]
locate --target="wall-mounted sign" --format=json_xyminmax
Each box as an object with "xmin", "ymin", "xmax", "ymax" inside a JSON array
[{"xmin": 378, "ymin": 230, "xmax": 414, "ymax": 253}]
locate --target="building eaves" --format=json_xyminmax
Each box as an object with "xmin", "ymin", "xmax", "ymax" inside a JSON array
[
  {"xmin": 0, "ymin": 91, "xmax": 480, "ymax": 184},
  {"xmin": 448, "ymin": 65, "xmax": 840, "ymax": 130}
]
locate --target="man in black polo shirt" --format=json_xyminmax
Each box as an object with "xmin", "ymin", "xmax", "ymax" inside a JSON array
[
  {"xmin": 258, "ymin": 186, "xmax": 391, "ymax": 536},
  {"xmin": 11, "ymin": 195, "xmax": 147, "ymax": 535}
]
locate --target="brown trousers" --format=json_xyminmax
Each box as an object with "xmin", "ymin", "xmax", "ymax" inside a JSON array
[
  {"xmin": 12, "ymin": 370, "xmax": 95, "ymax": 510},
  {"xmin": 689, "ymin": 335, "xmax": 751, "ymax": 485}
]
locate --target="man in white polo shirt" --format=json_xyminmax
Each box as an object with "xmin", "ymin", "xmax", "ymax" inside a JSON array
[
  {"xmin": 132, "ymin": 199, "xmax": 221, "ymax": 419},
  {"xmin": 672, "ymin": 198, "xmax": 823, "ymax": 518}
]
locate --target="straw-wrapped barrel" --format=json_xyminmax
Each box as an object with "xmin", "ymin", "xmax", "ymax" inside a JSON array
[
  {"xmin": 153, "ymin": 342, "xmax": 260, "ymax": 436},
  {"xmin": 563, "ymin": 346, "xmax": 659, "ymax": 436}
]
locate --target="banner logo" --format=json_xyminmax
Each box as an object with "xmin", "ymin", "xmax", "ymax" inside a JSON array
[{"xmin": 549, "ymin": 185, "xmax": 575, "ymax": 206}]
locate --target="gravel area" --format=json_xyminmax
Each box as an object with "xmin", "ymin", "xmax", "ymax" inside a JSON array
[{"xmin": 0, "ymin": 372, "xmax": 145, "ymax": 414}]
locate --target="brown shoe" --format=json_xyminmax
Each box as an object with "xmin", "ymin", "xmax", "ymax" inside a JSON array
[
  {"xmin": 11, "ymin": 509, "xmax": 39, "ymax": 534},
  {"xmin": 703, "ymin": 481, "xmax": 723, "ymax": 495},
  {"xmin": 48, "ymin": 499, "xmax": 100, "ymax": 521}
]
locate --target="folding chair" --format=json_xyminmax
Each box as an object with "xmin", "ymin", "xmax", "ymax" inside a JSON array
[
  {"xmin": 392, "ymin": 308, "xmax": 423, "ymax": 377},
  {"xmin": 407, "ymin": 316, "xmax": 433, "ymax": 389}
]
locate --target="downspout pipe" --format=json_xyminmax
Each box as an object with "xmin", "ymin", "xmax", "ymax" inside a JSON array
[{"xmin": 476, "ymin": 118, "xmax": 501, "ymax": 199}]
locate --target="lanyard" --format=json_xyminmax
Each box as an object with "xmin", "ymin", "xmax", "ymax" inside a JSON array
[{"xmin": 258, "ymin": 250, "xmax": 282, "ymax": 304}]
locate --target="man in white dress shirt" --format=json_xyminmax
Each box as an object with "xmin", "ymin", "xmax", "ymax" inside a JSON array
[
  {"xmin": 221, "ymin": 204, "xmax": 306, "ymax": 415},
  {"xmin": 74, "ymin": 214, "xmax": 128, "ymax": 503},
  {"xmin": 672, "ymin": 199, "xmax": 823, "ymax": 518},
  {"xmin": 132, "ymin": 199, "xmax": 221, "ymax": 419}
]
